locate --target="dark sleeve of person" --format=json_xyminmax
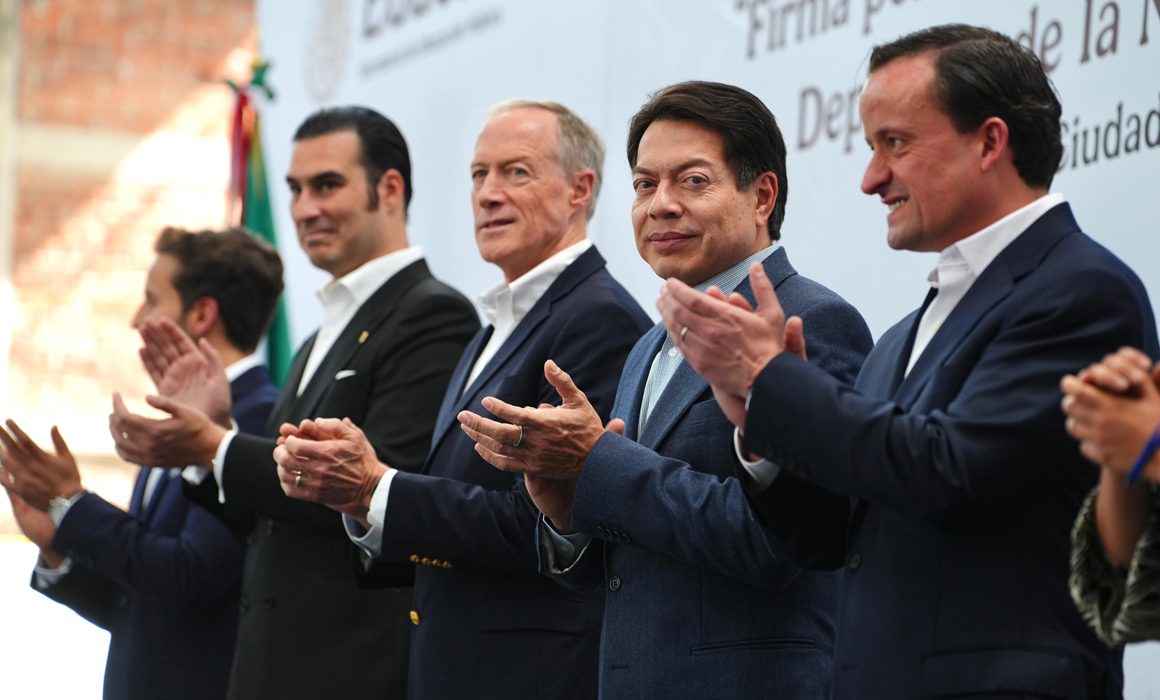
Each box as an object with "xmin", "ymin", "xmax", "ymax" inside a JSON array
[
  {"xmin": 573, "ymin": 294, "xmax": 872, "ymax": 586},
  {"xmin": 31, "ymin": 559, "xmax": 119, "ymax": 631},
  {"xmin": 41, "ymin": 489, "xmax": 244, "ymax": 609},
  {"xmin": 744, "ymin": 262, "xmax": 1158, "ymax": 525},
  {"xmin": 217, "ymin": 284, "xmax": 480, "ymax": 533},
  {"xmin": 379, "ymin": 295, "xmax": 650, "ymax": 572}
]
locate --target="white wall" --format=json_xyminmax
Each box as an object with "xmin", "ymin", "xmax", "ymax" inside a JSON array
[{"xmin": 255, "ymin": 2, "xmax": 1160, "ymax": 695}]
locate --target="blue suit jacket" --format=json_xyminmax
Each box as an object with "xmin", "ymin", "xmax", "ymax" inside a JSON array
[
  {"xmin": 377, "ymin": 247, "xmax": 651, "ymax": 699},
  {"xmin": 550, "ymin": 248, "xmax": 872, "ymax": 698},
  {"xmin": 744, "ymin": 204, "xmax": 1157, "ymax": 699},
  {"xmin": 37, "ymin": 365, "xmax": 277, "ymax": 700}
]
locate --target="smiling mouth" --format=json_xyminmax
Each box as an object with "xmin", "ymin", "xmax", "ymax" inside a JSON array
[
  {"xmin": 886, "ymin": 198, "xmax": 907, "ymax": 212},
  {"xmin": 648, "ymin": 231, "xmax": 694, "ymax": 250},
  {"xmin": 478, "ymin": 219, "xmax": 515, "ymax": 232},
  {"xmin": 301, "ymin": 229, "xmax": 334, "ymax": 243}
]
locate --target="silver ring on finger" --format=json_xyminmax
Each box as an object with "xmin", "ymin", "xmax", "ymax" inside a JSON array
[
  {"xmin": 293, "ymin": 469, "xmax": 303, "ymax": 488},
  {"xmin": 513, "ymin": 425, "xmax": 527, "ymax": 449},
  {"xmin": 679, "ymin": 325, "xmax": 689, "ymax": 343}
]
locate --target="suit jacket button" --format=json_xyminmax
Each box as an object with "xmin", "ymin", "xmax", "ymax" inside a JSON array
[
  {"xmin": 847, "ymin": 552, "xmax": 862, "ymax": 570},
  {"xmin": 239, "ymin": 597, "xmax": 250, "ymax": 614},
  {"xmin": 409, "ymin": 610, "xmax": 420, "ymax": 626},
  {"xmin": 266, "ymin": 521, "xmax": 276, "ymax": 535},
  {"xmin": 608, "ymin": 575, "xmax": 622, "ymax": 592},
  {"xmin": 262, "ymin": 596, "xmax": 276, "ymax": 610}
]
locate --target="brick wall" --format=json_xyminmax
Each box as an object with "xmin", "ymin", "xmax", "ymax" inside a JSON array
[{"xmin": 2, "ymin": 0, "xmax": 258, "ymax": 524}]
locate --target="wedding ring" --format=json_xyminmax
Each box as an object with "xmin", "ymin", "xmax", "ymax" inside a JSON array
[
  {"xmin": 293, "ymin": 470, "xmax": 303, "ymax": 488},
  {"xmin": 513, "ymin": 425, "xmax": 527, "ymax": 449},
  {"xmin": 679, "ymin": 326, "xmax": 689, "ymax": 343}
]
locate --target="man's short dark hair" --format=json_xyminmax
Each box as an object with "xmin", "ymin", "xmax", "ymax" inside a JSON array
[
  {"xmin": 626, "ymin": 81, "xmax": 788, "ymax": 241},
  {"xmin": 869, "ymin": 23, "xmax": 1063, "ymax": 189},
  {"xmin": 154, "ymin": 227, "xmax": 284, "ymax": 353},
  {"xmin": 293, "ymin": 106, "xmax": 413, "ymax": 211}
]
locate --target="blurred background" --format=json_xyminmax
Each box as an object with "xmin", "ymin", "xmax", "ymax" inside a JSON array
[{"xmin": 1, "ymin": 0, "xmax": 1158, "ymax": 696}]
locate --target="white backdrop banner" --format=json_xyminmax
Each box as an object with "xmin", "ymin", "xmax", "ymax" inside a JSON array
[
  {"xmin": 257, "ymin": 0, "xmax": 1160, "ymax": 693},
  {"xmin": 258, "ymin": 0, "xmax": 1159, "ymax": 344}
]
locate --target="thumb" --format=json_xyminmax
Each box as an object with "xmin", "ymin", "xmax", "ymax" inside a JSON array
[
  {"xmin": 49, "ymin": 426, "xmax": 75, "ymax": 463},
  {"xmin": 748, "ymin": 262, "xmax": 784, "ymax": 324},
  {"xmin": 544, "ymin": 360, "xmax": 586, "ymax": 407},
  {"xmin": 145, "ymin": 393, "xmax": 182, "ymax": 418},
  {"xmin": 784, "ymin": 316, "xmax": 807, "ymax": 360},
  {"xmin": 198, "ymin": 337, "xmax": 224, "ymax": 376},
  {"xmin": 605, "ymin": 418, "xmax": 625, "ymax": 436}
]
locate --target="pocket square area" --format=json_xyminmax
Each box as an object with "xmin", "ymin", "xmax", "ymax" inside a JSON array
[{"xmin": 334, "ymin": 369, "xmax": 358, "ymax": 380}]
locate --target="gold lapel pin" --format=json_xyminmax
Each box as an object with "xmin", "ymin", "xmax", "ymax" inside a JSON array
[{"xmin": 358, "ymin": 330, "xmax": 369, "ymax": 344}]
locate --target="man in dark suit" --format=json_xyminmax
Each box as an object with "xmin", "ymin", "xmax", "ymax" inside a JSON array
[
  {"xmin": 107, "ymin": 107, "xmax": 480, "ymax": 699},
  {"xmin": 0, "ymin": 226, "xmax": 283, "ymax": 699},
  {"xmin": 274, "ymin": 100, "xmax": 651, "ymax": 698},
  {"xmin": 456, "ymin": 81, "xmax": 872, "ymax": 698},
  {"xmin": 658, "ymin": 25, "xmax": 1158, "ymax": 699}
]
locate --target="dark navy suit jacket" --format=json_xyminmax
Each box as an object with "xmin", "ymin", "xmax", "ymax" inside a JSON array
[
  {"xmin": 37, "ymin": 365, "xmax": 277, "ymax": 700},
  {"xmin": 743, "ymin": 204, "xmax": 1157, "ymax": 699},
  {"xmin": 376, "ymin": 247, "xmax": 651, "ymax": 699},
  {"xmin": 547, "ymin": 248, "xmax": 872, "ymax": 698}
]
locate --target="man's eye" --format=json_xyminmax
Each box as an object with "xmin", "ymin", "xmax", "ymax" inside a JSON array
[{"xmin": 633, "ymin": 180, "xmax": 654, "ymax": 192}]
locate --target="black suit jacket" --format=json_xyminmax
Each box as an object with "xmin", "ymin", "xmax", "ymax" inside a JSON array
[
  {"xmin": 744, "ymin": 204, "xmax": 1156, "ymax": 698},
  {"xmin": 376, "ymin": 247, "xmax": 651, "ymax": 699},
  {"xmin": 38, "ymin": 366, "xmax": 276, "ymax": 700},
  {"xmin": 192, "ymin": 259, "xmax": 479, "ymax": 700}
]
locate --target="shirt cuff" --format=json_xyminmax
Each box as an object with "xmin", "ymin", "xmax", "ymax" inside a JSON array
[
  {"xmin": 212, "ymin": 426, "xmax": 239, "ymax": 504},
  {"xmin": 344, "ymin": 469, "xmax": 395, "ymax": 559},
  {"xmin": 734, "ymin": 426, "xmax": 781, "ymax": 491},
  {"xmin": 48, "ymin": 491, "xmax": 88, "ymax": 527},
  {"xmin": 33, "ymin": 556, "xmax": 74, "ymax": 590},
  {"xmin": 539, "ymin": 516, "xmax": 592, "ymax": 574}
]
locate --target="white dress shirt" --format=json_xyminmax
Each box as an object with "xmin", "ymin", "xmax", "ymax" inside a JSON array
[
  {"xmin": 906, "ymin": 193, "xmax": 1065, "ymax": 374},
  {"xmin": 346, "ymin": 239, "xmax": 594, "ymax": 557}
]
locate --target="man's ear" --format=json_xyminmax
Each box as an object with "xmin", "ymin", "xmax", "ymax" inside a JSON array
[
  {"xmin": 570, "ymin": 168, "xmax": 597, "ymax": 217},
  {"xmin": 186, "ymin": 296, "xmax": 220, "ymax": 339},
  {"xmin": 752, "ymin": 171, "xmax": 778, "ymax": 230},
  {"xmin": 377, "ymin": 168, "xmax": 407, "ymax": 214},
  {"xmin": 977, "ymin": 116, "xmax": 1011, "ymax": 174}
]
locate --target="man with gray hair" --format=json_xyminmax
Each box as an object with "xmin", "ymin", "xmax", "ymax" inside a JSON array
[{"xmin": 276, "ymin": 100, "xmax": 650, "ymax": 698}]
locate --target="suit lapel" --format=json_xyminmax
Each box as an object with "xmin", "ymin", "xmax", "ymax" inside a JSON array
[
  {"xmin": 638, "ymin": 249, "xmax": 797, "ymax": 448},
  {"xmin": 638, "ymin": 361, "xmax": 708, "ymax": 448},
  {"xmin": 128, "ymin": 468, "xmax": 149, "ymax": 515},
  {"xmin": 617, "ymin": 326, "xmax": 666, "ymax": 442},
  {"xmin": 268, "ymin": 334, "xmax": 315, "ymax": 429},
  {"xmin": 429, "ymin": 326, "xmax": 493, "ymax": 452},
  {"xmin": 893, "ymin": 204, "xmax": 1075, "ymax": 406},
  {"xmin": 291, "ymin": 259, "xmax": 433, "ymax": 421},
  {"xmin": 426, "ymin": 247, "xmax": 609, "ymax": 460}
]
